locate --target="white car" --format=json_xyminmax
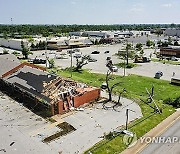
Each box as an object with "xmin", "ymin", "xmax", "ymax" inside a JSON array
[
  {"xmin": 111, "ymin": 66, "xmax": 118, "ymax": 72},
  {"xmin": 74, "ymin": 52, "xmax": 82, "ymax": 58}
]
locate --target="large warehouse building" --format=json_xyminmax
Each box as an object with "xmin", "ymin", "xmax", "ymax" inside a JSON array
[{"xmin": 164, "ymin": 28, "xmax": 180, "ymax": 37}]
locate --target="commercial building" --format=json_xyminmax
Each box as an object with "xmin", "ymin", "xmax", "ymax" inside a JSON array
[
  {"xmin": 0, "ymin": 38, "xmax": 30, "ymax": 50},
  {"xmin": 160, "ymin": 47, "xmax": 180, "ymax": 57},
  {"xmin": 0, "ymin": 38, "xmax": 46, "ymax": 51},
  {"xmin": 70, "ymin": 31, "xmax": 115, "ymax": 38},
  {"xmin": 0, "ymin": 54, "xmax": 100, "ymax": 116},
  {"xmin": 164, "ymin": 28, "xmax": 180, "ymax": 37},
  {"xmin": 47, "ymin": 36, "xmax": 92, "ymax": 50}
]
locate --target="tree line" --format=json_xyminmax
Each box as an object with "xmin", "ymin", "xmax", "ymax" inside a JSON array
[{"xmin": 0, "ymin": 24, "xmax": 179, "ymax": 37}]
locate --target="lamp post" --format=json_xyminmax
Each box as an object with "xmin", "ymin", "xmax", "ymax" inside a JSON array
[
  {"xmin": 70, "ymin": 48, "xmax": 73, "ymax": 78},
  {"xmin": 45, "ymin": 37, "xmax": 48, "ymax": 69},
  {"xmin": 125, "ymin": 108, "xmax": 135, "ymax": 130},
  {"xmin": 123, "ymin": 55, "xmax": 126, "ymax": 77}
]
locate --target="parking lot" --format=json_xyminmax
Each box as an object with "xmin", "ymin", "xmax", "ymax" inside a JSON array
[
  {"xmin": 0, "ymin": 92, "xmax": 59, "ymax": 154},
  {"xmin": 1, "ymin": 34, "xmax": 177, "ymax": 82},
  {"xmin": 27, "ymin": 42, "xmax": 180, "ymax": 82}
]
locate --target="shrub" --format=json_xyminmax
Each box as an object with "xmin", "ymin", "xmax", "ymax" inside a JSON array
[{"xmin": 163, "ymin": 96, "xmax": 180, "ymax": 108}]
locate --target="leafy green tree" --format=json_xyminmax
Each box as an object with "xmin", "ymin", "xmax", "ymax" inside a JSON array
[
  {"xmin": 161, "ymin": 41, "xmax": 169, "ymax": 47},
  {"xmin": 155, "ymin": 28, "xmax": 163, "ymax": 36},
  {"xmin": 28, "ymin": 37, "xmax": 34, "ymax": 43},
  {"xmin": 21, "ymin": 41, "xmax": 30, "ymax": 59},
  {"xmin": 118, "ymin": 43, "xmax": 135, "ymax": 65},
  {"xmin": 49, "ymin": 59, "xmax": 55, "ymax": 68},
  {"xmin": 174, "ymin": 41, "xmax": 179, "ymax": 46},
  {"xmin": 3, "ymin": 32, "xmax": 8, "ymax": 39},
  {"xmin": 94, "ymin": 39, "xmax": 99, "ymax": 45},
  {"xmin": 74, "ymin": 55, "xmax": 92, "ymax": 72},
  {"xmin": 146, "ymin": 40, "xmax": 154, "ymax": 47},
  {"xmin": 168, "ymin": 37, "xmax": 173, "ymax": 45},
  {"xmin": 135, "ymin": 43, "xmax": 143, "ymax": 51},
  {"xmin": 140, "ymin": 50, "xmax": 144, "ymax": 56},
  {"xmin": 31, "ymin": 43, "xmax": 36, "ymax": 49}
]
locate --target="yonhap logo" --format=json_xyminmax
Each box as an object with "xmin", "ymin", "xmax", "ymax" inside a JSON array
[
  {"xmin": 123, "ymin": 134, "xmax": 180, "ymax": 148},
  {"xmin": 123, "ymin": 133, "xmax": 137, "ymax": 148}
]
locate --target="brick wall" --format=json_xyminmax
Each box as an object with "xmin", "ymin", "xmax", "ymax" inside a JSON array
[
  {"xmin": 57, "ymin": 100, "xmax": 64, "ymax": 114},
  {"xmin": 73, "ymin": 88, "xmax": 100, "ymax": 107},
  {"xmin": 56, "ymin": 88, "xmax": 100, "ymax": 114}
]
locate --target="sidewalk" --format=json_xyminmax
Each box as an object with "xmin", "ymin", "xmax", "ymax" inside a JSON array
[{"xmin": 121, "ymin": 110, "xmax": 180, "ymax": 154}]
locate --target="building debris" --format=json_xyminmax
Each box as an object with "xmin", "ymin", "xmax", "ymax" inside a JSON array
[{"xmin": 0, "ymin": 54, "xmax": 100, "ymax": 116}]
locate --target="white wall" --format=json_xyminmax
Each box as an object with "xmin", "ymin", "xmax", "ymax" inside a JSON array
[{"xmin": 0, "ymin": 39, "xmax": 29, "ymax": 51}]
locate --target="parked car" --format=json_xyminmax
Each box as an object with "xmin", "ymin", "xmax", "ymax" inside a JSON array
[
  {"xmin": 106, "ymin": 57, "xmax": 111, "ymax": 60},
  {"xmin": 91, "ymin": 51, "xmax": 100, "ymax": 54},
  {"xmin": 49, "ymin": 51, "xmax": 56, "ymax": 54},
  {"xmin": 171, "ymin": 56, "xmax": 178, "ymax": 61},
  {"xmin": 67, "ymin": 50, "xmax": 75, "ymax": 54},
  {"xmin": 104, "ymin": 51, "xmax": 110, "ymax": 54},
  {"xmin": 89, "ymin": 58, "xmax": 97, "ymax": 62},
  {"xmin": 73, "ymin": 48, "xmax": 80, "ymax": 52},
  {"xmin": 154, "ymin": 71, "xmax": 163, "ymax": 79},
  {"xmin": 33, "ymin": 58, "xmax": 46, "ymax": 64},
  {"xmin": 110, "ymin": 66, "xmax": 118, "ymax": 72},
  {"xmin": 28, "ymin": 58, "xmax": 34, "ymax": 63},
  {"xmin": 74, "ymin": 52, "xmax": 82, "ymax": 58}
]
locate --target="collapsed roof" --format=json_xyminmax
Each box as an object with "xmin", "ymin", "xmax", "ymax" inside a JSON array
[{"xmin": 0, "ymin": 54, "xmax": 91, "ymax": 106}]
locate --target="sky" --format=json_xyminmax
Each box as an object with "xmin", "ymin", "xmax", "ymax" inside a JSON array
[{"xmin": 0, "ymin": 0, "xmax": 180, "ymax": 25}]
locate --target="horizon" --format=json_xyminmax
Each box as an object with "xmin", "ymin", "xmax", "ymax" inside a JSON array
[{"xmin": 0, "ymin": 23, "xmax": 179, "ymax": 26}]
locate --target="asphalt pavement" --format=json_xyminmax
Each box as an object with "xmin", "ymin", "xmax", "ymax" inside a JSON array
[{"xmin": 140, "ymin": 118, "xmax": 180, "ymax": 154}]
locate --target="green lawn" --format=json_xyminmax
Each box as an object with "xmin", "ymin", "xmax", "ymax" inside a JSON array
[
  {"xmin": 53, "ymin": 68, "xmax": 180, "ymax": 101},
  {"xmin": 152, "ymin": 58, "xmax": 180, "ymax": 65},
  {"xmin": 114, "ymin": 62, "xmax": 139, "ymax": 69},
  {"xmin": 50, "ymin": 68, "xmax": 179, "ymax": 154}
]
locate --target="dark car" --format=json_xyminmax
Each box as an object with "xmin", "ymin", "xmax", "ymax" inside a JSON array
[
  {"xmin": 154, "ymin": 71, "xmax": 163, "ymax": 79},
  {"xmin": 33, "ymin": 59, "xmax": 46, "ymax": 64},
  {"xmin": 91, "ymin": 51, "xmax": 100, "ymax": 54},
  {"xmin": 89, "ymin": 58, "xmax": 97, "ymax": 62},
  {"xmin": 67, "ymin": 50, "xmax": 75, "ymax": 54},
  {"xmin": 106, "ymin": 57, "xmax": 111, "ymax": 60},
  {"xmin": 104, "ymin": 51, "xmax": 110, "ymax": 54}
]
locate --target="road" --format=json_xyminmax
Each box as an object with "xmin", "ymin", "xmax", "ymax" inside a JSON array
[{"xmin": 140, "ymin": 118, "xmax": 180, "ymax": 154}]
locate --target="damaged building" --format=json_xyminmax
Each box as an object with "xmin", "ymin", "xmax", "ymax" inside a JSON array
[{"xmin": 0, "ymin": 54, "xmax": 100, "ymax": 116}]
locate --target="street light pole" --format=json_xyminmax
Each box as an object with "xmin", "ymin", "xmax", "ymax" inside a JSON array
[
  {"xmin": 125, "ymin": 108, "xmax": 135, "ymax": 130},
  {"xmin": 70, "ymin": 48, "xmax": 73, "ymax": 78},
  {"xmin": 124, "ymin": 56, "xmax": 126, "ymax": 77},
  {"xmin": 45, "ymin": 37, "xmax": 48, "ymax": 69}
]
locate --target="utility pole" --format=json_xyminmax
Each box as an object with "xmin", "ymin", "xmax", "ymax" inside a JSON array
[
  {"xmin": 70, "ymin": 48, "xmax": 73, "ymax": 78},
  {"xmin": 45, "ymin": 37, "xmax": 48, "ymax": 69},
  {"xmin": 126, "ymin": 40, "xmax": 129, "ymax": 66},
  {"xmin": 125, "ymin": 109, "xmax": 135, "ymax": 130},
  {"xmin": 123, "ymin": 55, "xmax": 126, "ymax": 77}
]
